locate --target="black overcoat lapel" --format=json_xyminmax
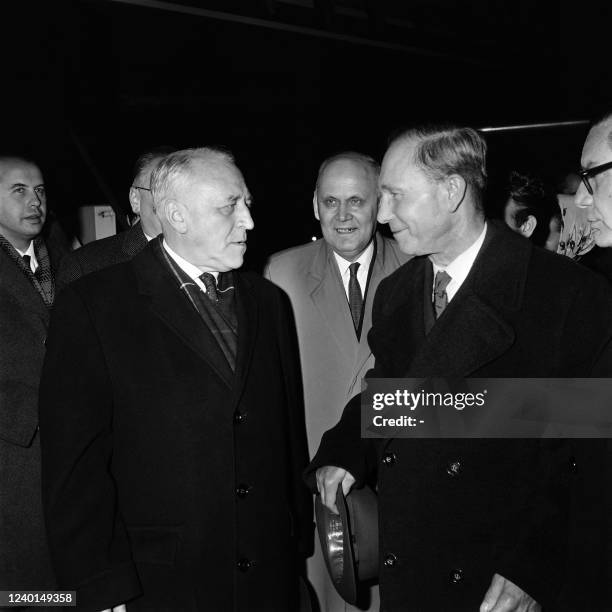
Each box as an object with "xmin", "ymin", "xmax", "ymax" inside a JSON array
[{"xmin": 133, "ymin": 242, "xmax": 234, "ymax": 388}]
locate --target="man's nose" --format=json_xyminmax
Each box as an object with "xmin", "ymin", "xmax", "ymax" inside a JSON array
[
  {"xmin": 29, "ymin": 191, "xmax": 43, "ymax": 208},
  {"xmin": 238, "ymin": 202, "xmax": 255, "ymax": 230},
  {"xmin": 574, "ymin": 181, "xmax": 593, "ymax": 209},
  {"xmin": 336, "ymin": 202, "xmax": 351, "ymax": 221},
  {"xmin": 377, "ymin": 194, "xmax": 393, "ymax": 224}
]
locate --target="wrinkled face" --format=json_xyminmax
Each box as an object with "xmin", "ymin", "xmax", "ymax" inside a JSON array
[
  {"xmin": 314, "ymin": 158, "xmax": 378, "ymax": 261},
  {"xmin": 131, "ymin": 158, "xmax": 163, "ymax": 237},
  {"xmin": 175, "ymin": 160, "xmax": 254, "ymax": 271},
  {"xmin": 576, "ymin": 121, "xmax": 612, "ymax": 247},
  {"xmin": 0, "ymin": 160, "xmax": 46, "ymax": 249},
  {"xmin": 378, "ymin": 140, "xmax": 452, "ymax": 257}
]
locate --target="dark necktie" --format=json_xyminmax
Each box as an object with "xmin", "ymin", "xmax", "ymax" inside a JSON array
[
  {"xmin": 22, "ymin": 254, "xmax": 32, "ymax": 273},
  {"xmin": 348, "ymin": 262, "xmax": 363, "ymax": 332},
  {"xmin": 199, "ymin": 272, "xmax": 218, "ymax": 303},
  {"xmin": 433, "ymin": 270, "xmax": 451, "ymax": 318}
]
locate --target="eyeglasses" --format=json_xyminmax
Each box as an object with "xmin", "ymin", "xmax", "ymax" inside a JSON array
[
  {"xmin": 132, "ymin": 186, "xmax": 151, "ymax": 192},
  {"xmin": 578, "ymin": 161, "xmax": 612, "ymax": 195}
]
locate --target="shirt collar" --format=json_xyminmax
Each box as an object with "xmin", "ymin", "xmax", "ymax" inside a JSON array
[
  {"xmin": 432, "ymin": 222, "xmax": 487, "ymax": 289},
  {"xmin": 332, "ymin": 239, "xmax": 375, "ymax": 277},
  {"xmin": 162, "ymin": 239, "xmax": 218, "ymax": 282}
]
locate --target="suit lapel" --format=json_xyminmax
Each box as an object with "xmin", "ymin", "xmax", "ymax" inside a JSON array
[
  {"xmin": 231, "ymin": 273, "xmax": 259, "ymax": 407},
  {"xmin": 353, "ymin": 235, "xmax": 386, "ymax": 377},
  {"xmin": 134, "ymin": 241, "xmax": 234, "ymax": 388},
  {"xmin": 307, "ymin": 242, "xmax": 359, "ymax": 360},
  {"xmin": 0, "ymin": 249, "xmax": 49, "ymax": 324}
]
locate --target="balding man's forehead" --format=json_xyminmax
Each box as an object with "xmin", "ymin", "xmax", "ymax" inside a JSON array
[{"xmin": 0, "ymin": 159, "xmax": 43, "ymax": 183}]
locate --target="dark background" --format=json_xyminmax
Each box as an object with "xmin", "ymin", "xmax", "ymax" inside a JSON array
[{"xmin": 4, "ymin": 0, "xmax": 611, "ymax": 270}]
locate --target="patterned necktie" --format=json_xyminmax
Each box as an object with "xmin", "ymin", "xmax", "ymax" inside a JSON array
[
  {"xmin": 433, "ymin": 270, "xmax": 452, "ymax": 318},
  {"xmin": 199, "ymin": 272, "xmax": 218, "ymax": 303},
  {"xmin": 348, "ymin": 262, "xmax": 363, "ymax": 332}
]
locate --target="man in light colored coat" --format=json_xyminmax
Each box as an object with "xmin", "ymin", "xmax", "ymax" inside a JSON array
[{"xmin": 265, "ymin": 152, "xmax": 408, "ymax": 612}]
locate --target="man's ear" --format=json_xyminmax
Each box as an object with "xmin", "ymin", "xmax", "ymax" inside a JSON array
[
  {"xmin": 312, "ymin": 192, "xmax": 320, "ymax": 221},
  {"xmin": 519, "ymin": 215, "xmax": 537, "ymax": 238},
  {"xmin": 129, "ymin": 187, "xmax": 141, "ymax": 215},
  {"xmin": 444, "ymin": 174, "xmax": 467, "ymax": 212},
  {"xmin": 166, "ymin": 200, "xmax": 187, "ymax": 234}
]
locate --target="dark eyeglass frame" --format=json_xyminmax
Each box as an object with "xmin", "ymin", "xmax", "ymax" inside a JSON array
[
  {"xmin": 132, "ymin": 185, "xmax": 151, "ymax": 192},
  {"xmin": 578, "ymin": 161, "xmax": 612, "ymax": 195}
]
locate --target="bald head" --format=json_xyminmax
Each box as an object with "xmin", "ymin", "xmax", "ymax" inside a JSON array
[{"xmin": 313, "ymin": 152, "xmax": 379, "ymax": 261}]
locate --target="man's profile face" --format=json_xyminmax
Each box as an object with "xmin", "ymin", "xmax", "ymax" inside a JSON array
[
  {"xmin": 131, "ymin": 158, "xmax": 163, "ymax": 237},
  {"xmin": 576, "ymin": 121, "xmax": 612, "ymax": 247},
  {"xmin": 314, "ymin": 158, "xmax": 378, "ymax": 262},
  {"xmin": 378, "ymin": 140, "xmax": 452, "ymax": 257},
  {"xmin": 176, "ymin": 160, "xmax": 254, "ymax": 271},
  {"xmin": 0, "ymin": 159, "xmax": 46, "ymax": 249}
]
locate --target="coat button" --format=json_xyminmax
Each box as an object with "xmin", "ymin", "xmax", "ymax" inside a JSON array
[
  {"xmin": 446, "ymin": 459, "xmax": 462, "ymax": 477},
  {"xmin": 450, "ymin": 568, "xmax": 464, "ymax": 583},
  {"xmin": 383, "ymin": 553, "xmax": 398, "ymax": 567},
  {"xmin": 234, "ymin": 411, "xmax": 247, "ymax": 424},
  {"xmin": 569, "ymin": 456, "xmax": 577, "ymax": 473},
  {"xmin": 237, "ymin": 558, "xmax": 254, "ymax": 572},
  {"xmin": 236, "ymin": 484, "xmax": 251, "ymax": 498},
  {"xmin": 382, "ymin": 452, "xmax": 397, "ymax": 466}
]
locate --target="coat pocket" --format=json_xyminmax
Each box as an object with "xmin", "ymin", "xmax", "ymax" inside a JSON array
[{"xmin": 126, "ymin": 525, "xmax": 183, "ymax": 566}]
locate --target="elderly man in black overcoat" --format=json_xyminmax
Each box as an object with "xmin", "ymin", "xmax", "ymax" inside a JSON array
[
  {"xmin": 40, "ymin": 147, "xmax": 312, "ymax": 611},
  {"xmin": 0, "ymin": 156, "xmax": 68, "ymax": 592},
  {"xmin": 310, "ymin": 126, "xmax": 612, "ymax": 612}
]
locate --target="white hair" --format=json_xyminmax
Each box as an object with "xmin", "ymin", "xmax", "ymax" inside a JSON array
[{"xmin": 150, "ymin": 147, "xmax": 235, "ymax": 218}]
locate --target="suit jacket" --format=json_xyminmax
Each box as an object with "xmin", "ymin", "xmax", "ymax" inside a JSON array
[
  {"xmin": 265, "ymin": 234, "xmax": 409, "ymax": 457},
  {"xmin": 55, "ymin": 222, "xmax": 149, "ymax": 291},
  {"xmin": 39, "ymin": 239, "xmax": 312, "ymax": 611},
  {"xmin": 0, "ymin": 229, "xmax": 67, "ymax": 591},
  {"xmin": 308, "ymin": 222, "xmax": 612, "ymax": 611}
]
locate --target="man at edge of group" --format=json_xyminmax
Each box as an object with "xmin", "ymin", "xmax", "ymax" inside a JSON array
[{"xmin": 309, "ymin": 125, "xmax": 612, "ymax": 612}]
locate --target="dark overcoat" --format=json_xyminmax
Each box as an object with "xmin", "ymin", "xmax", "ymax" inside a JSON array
[
  {"xmin": 0, "ymin": 229, "xmax": 67, "ymax": 590},
  {"xmin": 40, "ymin": 240, "xmax": 312, "ymax": 611},
  {"xmin": 55, "ymin": 222, "xmax": 148, "ymax": 291},
  {"xmin": 308, "ymin": 223, "xmax": 612, "ymax": 611}
]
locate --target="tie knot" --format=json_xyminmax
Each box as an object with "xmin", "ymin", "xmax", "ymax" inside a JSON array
[
  {"xmin": 349, "ymin": 262, "xmax": 360, "ymax": 278},
  {"xmin": 433, "ymin": 270, "xmax": 451, "ymax": 296},
  {"xmin": 22, "ymin": 254, "xmax": 31, "ymax": 269},
  {"xmin": 199, "ymin": 272, "xmax": 218, "ymax": 302}
]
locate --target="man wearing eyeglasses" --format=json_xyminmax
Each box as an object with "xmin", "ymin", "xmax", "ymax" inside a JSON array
[
  {"xmin": 56, "ymin": 146, "xmax": 175, "ymax": 290},
  {"xmin": 576, "ymin": 113, "xmax": 612, "ymax": 247}
]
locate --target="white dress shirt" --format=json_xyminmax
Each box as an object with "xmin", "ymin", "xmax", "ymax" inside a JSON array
[
  {"xmin": 431, "ymin": 223, "xmax": 487, "ymax": 302},
  {"xmin": 162, "ymin": 240, "xmax": 218, "ymax": 294},
  {"xmin": 16, "ymin": 241, "xmax": 38, "ymax": 273},
  {"xmin": 333, "ymin": 240, "xmax": 375, "ymax": 301}
]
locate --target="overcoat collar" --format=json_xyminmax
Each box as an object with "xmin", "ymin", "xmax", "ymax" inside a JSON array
[
  {"xmin": 132, "ymin": 239, "xmax": 258, "ymax": 393},
  {"xmin": 121, "ymin": 222, "xmax": 149, "ymax": 258},
  {"xmin": 379, "ymin": 222, "xmax": 528, "ymax": 379}
]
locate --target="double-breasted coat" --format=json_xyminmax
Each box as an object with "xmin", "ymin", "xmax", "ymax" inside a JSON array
[
  {"xmin": 39, "ymin": 239, "xmax": 312, "ymax": 611},
  {"xmin": 308, "ymin": 223, "xmax": 612, "ymax": 611}
]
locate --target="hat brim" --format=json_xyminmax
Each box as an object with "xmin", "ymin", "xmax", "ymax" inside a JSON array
[{"xmin": 314, "ymin": 483, "xmax": 358, "ymax": 605}]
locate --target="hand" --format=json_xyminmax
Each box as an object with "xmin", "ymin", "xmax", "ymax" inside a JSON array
[
  {"xmin": 100, "ymin": 605, "xmax": 127, "ymax": 612},
  {"xmin": 480, "ymin": 574, "xmax": 541, "ymax": 612},
  {"xmin": 315, "ymin": 465, "xmax": 356, "ymax": 514}
]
